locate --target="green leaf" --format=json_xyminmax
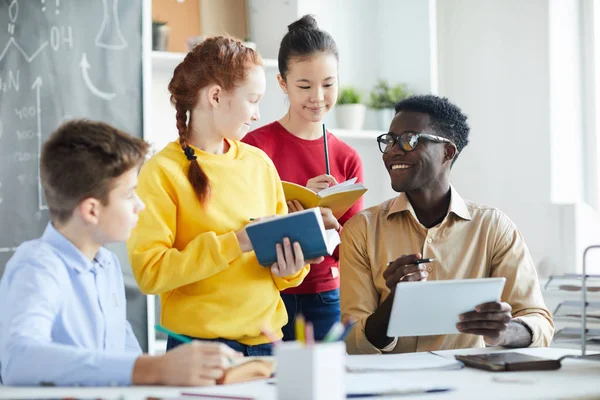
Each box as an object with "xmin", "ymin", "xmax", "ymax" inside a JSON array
[
  {"xmin": 368, "ymin": 79, "xmax": 411, "ymax": 109},
  {"xmin": 338, "ymin": 86, "xmax": 362, "ymax": 104}
]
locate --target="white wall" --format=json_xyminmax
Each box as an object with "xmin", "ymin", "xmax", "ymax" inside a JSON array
[
  {"xmin": 436, "ymin": 0, "xmax": 562, "ymax": 276},
  {"xmin": 549, "ymin": 0, "xmax": 584, "ymax": 204},
  {"xmin": 149, "ymin": 58, "xmax": 178, "ymax": 154},
  {"xmin": 247, "ymin": 0, "xmax": 298, "ymax": 60},
  {"xmin": 436, "ymin": 0, "xmax": 600, "ymax": 277},
  {"xmin": 376, "ymin": 0, "xmax": 438, "ymax": 95}
]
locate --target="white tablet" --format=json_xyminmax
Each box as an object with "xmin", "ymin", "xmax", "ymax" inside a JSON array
[{"xmin": 387, "ymin": 278, "xmax": 506, "ymax": 337}]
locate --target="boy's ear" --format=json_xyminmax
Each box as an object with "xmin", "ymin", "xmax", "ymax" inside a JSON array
[
  {"xmin": 276, "ymin": 74, "xmax": 287, "ymax": 94},
  {"xmin": 78, "ymin": 198, "xmax": 101, "ymax": 225}
]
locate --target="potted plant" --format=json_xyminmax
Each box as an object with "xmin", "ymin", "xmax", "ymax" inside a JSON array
[
  {"xmin": 369, "ymin": 80, "xmax": 411, "ymax": 130},
  {"xmin": 335, "ymin": 86, "xmax": 366, "ymax": 130},
  {"xmin": 152, "ymin": 20, "xmax": 171, "ymax": 51}
]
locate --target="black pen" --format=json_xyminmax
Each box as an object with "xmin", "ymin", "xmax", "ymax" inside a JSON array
[
  {"xmin": 414, "ymin": 258, "xmax": 436, "ymax": 264},
  {"xmin": 387, "ymin": 258, "xmax": 436, "ymax": 267},
  {"xmin": 323, "ymin": 123, "xmax": 330, "ymax": 175},
  {"xmin": 347, "ymin": 387, "xmax": 452, "ymax": 398}
]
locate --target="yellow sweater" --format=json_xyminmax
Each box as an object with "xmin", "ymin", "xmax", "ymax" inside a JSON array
[{"xmin": 127, "ymin": 140, "xmax": 309, "ymax": 345}]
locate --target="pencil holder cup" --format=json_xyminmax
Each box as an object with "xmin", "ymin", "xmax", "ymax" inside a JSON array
[{"xmin": 275, "ymin": 341, "xmax": 345, "ymax": 400}]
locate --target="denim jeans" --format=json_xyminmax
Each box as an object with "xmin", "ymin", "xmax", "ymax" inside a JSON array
[
  {"xmin": 281, "ymin": 288, "xmax": 341, "ymax": 341},
  {"xmin": 166, "ymin": 335, "xmax": 273, "ymax": 356}
]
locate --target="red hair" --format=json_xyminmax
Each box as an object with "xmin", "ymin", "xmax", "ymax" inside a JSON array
[{"xmin": 168, "ymin": 36, "xmax": 263, "ymax": 204}]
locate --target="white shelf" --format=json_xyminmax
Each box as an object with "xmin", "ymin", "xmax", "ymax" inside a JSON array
[
  {"xmin": 152, "ymin": 51, "xmax": 277, "ymax": 71},
  {"xmin": 331, "ymin": 129, "xmax": 381, "ymax": 140}
]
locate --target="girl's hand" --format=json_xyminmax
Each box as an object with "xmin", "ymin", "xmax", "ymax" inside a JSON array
[
  {"xmin": 287, "ymin": 199, "xmax": 304, "ymax": 213},
  {"xmin": 288, "ymin": 201, "xmax": 339, "ymax": 230},
  {"xmin": 271, "ymin": 237, "xmax": 324, "ymax": 277},
  {"xmin": 319, "ymin": 207, "xmax": 340, "ymax": 231},
  {"xmin": 306, "ymin": 174, "xmax": 338, "ymax": 193},
  {"xmin": 235, "ymin": 228, "xmax": 253, "ymax": 253}
]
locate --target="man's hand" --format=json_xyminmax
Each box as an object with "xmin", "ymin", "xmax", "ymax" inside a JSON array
[
  {"xmin": 457, "ymin": 301, "xmax": 512, "ymax": 345},
  {"xmin": 364, "ymin": 253, "xmax": 427, "ymax": 350},
  {"xmin": 306, "ymin": 174, "xmax": 338, "ymax": 193},
  {"xmin": 383, "ymin": 253, "xmax": 428, "ymax": 293},
  {"xmin": 133, "ymin": 341, "xmax": 242, "ymax": 386},
  {"xmin": 271, "ymin": 237, "xmax": 323, "ymax": 277}
]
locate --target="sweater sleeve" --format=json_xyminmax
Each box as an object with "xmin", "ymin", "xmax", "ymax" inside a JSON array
[{"xmin": 127, "ymin": 163, "xmax": 242, "ymax": 294}]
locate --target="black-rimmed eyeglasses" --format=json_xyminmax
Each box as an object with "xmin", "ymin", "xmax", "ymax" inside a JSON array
[{"xmin": 376, "ymin": 132, "xmax": 457, "ymax": 154}]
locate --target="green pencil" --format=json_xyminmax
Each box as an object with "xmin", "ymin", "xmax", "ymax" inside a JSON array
[{"xmin": 155, "ymin": 324, "xmax": 192, "ymax": 344}]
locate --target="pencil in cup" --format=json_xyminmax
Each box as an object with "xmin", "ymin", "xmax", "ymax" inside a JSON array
[
  {"xmin": 322, "ymin": 321, "xmax": 345, "ymax": 342},
  {"xmin": 305, "ymin": 321, "xmax": 315, "ymax": 346},
  {"xmin": 295, "ymin": 313, "xmax": 306, "ymax": 344},
  {"xmin": 338, "ymin": 320, "xmax": 355, "ymax": 341}
]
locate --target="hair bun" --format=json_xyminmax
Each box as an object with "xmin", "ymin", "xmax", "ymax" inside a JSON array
[{"xmin": 287, "ymin": 14, "xmax": 318, "ymax": 32}]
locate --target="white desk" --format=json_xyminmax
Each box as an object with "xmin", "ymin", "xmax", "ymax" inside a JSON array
[{"xmin": 1, "ymin": 347, "xmax": 599, "ymax": 400}]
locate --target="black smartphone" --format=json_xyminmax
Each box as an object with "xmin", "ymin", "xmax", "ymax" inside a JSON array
[{"xmin": 455, "ymin": 352, "xmax": 561, "ymax": 372}]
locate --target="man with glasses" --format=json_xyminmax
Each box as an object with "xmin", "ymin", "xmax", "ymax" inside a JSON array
[{"xmin": 340, "ymin": 95, "xmax": 553, "ymax": 354}]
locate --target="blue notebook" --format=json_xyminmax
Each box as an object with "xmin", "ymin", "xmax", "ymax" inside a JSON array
[{"xmin": 246, "ymin": 208, "xmax": 341, "ymax": 266}]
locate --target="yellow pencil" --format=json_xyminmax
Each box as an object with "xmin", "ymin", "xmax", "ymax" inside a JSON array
[{"xmin": 295, "ymin": 314, "xmax": 306, "ymax": 344}]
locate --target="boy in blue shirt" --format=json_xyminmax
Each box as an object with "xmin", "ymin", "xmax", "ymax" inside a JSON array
[{"xmin": 0, "ymin": 120, "xmax": 239, "ymax": 386}]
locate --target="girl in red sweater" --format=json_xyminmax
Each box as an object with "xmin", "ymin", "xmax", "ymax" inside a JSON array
[{"xmin": 242, "ymin": 15, "xmax": 364, "ymax": 341}]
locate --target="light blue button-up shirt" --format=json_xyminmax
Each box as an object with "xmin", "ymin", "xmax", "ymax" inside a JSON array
[{"xmin": 0, "ymin": 223, "xmax": 142, "ymax": 386}]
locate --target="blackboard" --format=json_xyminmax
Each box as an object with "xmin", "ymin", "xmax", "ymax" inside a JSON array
[
  {"xmin": 0, "ymin": 0, "xmax": 142, "ymax": 268},
  {"xmin": 0, "ymin": 0, "xmax": 149, "ymax": 349}
]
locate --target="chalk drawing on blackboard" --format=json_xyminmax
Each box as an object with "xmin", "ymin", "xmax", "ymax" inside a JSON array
[
  {"xmin": 8, "ymin": 0, "xmax": 17, "ymax": 35},
  {"xmin": 95, "ymin": 0, "xmax": 128, "ymax": 50},
  {"xmin": 80, "ymin": 53, "xmax": 116, "ymax": 101},
  {"xmin": 0, "ymin": 37, "xmax": 49, "ymax": 64}
]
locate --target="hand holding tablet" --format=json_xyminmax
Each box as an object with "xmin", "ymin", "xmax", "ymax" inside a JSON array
[{"xmin": 387, "ymin": 276, "xmax": 507, "ymax": 337}]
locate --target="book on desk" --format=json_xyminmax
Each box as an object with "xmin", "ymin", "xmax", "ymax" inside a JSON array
[{"xmin": 246, "ymin": 208, "xmax": 340, "ymax": 266}]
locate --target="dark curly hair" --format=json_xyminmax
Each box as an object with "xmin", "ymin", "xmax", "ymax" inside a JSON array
[{"xmin": 394, "ymin": 95, "xmax": 470, "ymax": 162}]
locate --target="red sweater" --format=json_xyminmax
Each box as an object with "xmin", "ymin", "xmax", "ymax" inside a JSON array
[{"xmin": 242, "ymin": 121, "xmax": 364, "ymax": 294}]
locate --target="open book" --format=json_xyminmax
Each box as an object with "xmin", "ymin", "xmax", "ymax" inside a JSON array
[
  {"xmin": 246, "ymin": 208, "xmax": 340, "ymax": 266},
  {"xmin": 216, "ymin": 356, "xmax": 275, "ymax": 385},
  {"xmin": 282, "ymin": 178, "xmax": 367, "ymax": 219}
]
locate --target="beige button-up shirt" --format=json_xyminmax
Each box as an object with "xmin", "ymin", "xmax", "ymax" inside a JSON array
[{"xmin": 340, "ymin": 186, "xmax": 554, "ymax": 354}]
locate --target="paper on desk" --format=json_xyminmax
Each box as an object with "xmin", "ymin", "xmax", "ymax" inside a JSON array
[
  {"xmin": 346, "ymin": 351, "xmax": 463, "ymax": 372},
  {"xmin": 346, "ymin": 372, "xmax": 452, "ymax": 395}
]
